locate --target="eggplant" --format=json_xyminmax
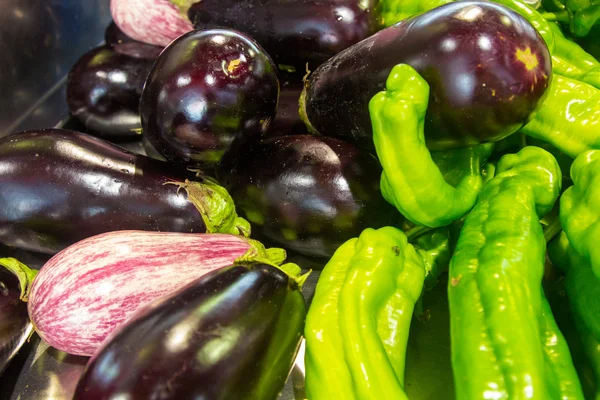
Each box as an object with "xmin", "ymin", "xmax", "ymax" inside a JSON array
[
  {"xmin": 73, "ymin": 261, "xmax": 307, "ymax": 400},
  {"xmin": 300, "ymin": 1, "xmax": 552, "ymax": 152},
  {"xmin": 66, "ymin": 44, "xmax": 162, "ymax": 139},
  {"xmin": 110, "ymin": 0, "xmax": 194, "ymax": 47},
  {"xmin": 0, "ymin": 129, "xmax": 250, "ymax": 254},
  {"xmin": 0, "ymin": 258, "xmax": 36, "ymax": 377},
  {"xmin": 266, "ymin": 77, "xmax": 309, "ymax": 138},
  {"xmin": 140, "ymin": 28, "xmax": 280, "ymax": 167},
  {"xmin": 218, "ymin": 135, "xmax": 401, "ymax": 259},
  {"xmin": 27, "ymin": 231, "xmax": 284, "ymax": 356},
  {"xmin": 105, "ymin": 21, "xmax": 136, "ymax": 46},
  {"xmin": 188, "ymin": 0, "xmax": 382, "ymax": 74}
]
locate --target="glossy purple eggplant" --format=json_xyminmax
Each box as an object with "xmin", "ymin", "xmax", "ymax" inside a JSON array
[
  {"xmin": 218, "ymin": 135, "xmax": 401, "ymax": 258},
  {"xmin": 0, "ymin": 258, "xmax": 35, "ymax": 377},
  {"xmin": 266, "ymin": 77, "xmax": 308, "ymax": 138},
  {"xmin": 300, "ymin": 1, "xmax": 552, "ymax": 152},
  {"xmin": 66, "ymin": 44, "xmax": 162, "ymax": 140},
  {"xmin": 73, "ymin": 261, "xmax": 306, "ymax": 400},
  {"xmin": 0, "ymin": 129, "xmax": 249, "ymax": 254},
  {"xmin": 188, "ymin": 0, "xmax": 382, "ymax": 74},
  {"xmin": 140, "ymin": 28, "xmax": 279, "ymax": 167}
]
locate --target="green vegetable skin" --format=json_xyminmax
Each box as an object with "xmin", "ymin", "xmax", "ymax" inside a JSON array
[
  {"xmin": 369, "ymin": 64, "xmax": 493, "ymax": 228},
  {"xmin": 448, "ymin": 146, "xmax": 584, "ymax": 399},
  {"xmin": 560, "ymin": 150, "xmax": 600, "ymax": 278},
  {"xmin": 304, "ymin": 227, "xmax": 426, "ymax": 400}
]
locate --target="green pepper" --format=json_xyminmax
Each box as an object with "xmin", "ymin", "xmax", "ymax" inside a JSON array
[
  {"xmin": 559, "ymin": 149, "xmax": 600, "ymax": 278},
  {"xmin": 548, "ymin": 22, "xmax": 600, "ymax": 88},
  {"xmin": 548, "ymin": 232, "xmax": 600, "ymax": 346},
  {"xmin": 548, "ymin": 232, "xmax": 600, "ymax": 398},
  {"xmin": 304, "ymin": 226, "xmax": 426, "ymax": 400},
  {"xmin": 542, "ymin": 0, "xmax": 600, "ymax": 38},
  {"xmin": 369, "ymin": 64, "xmax": 493, "ymax": 228},
  {"xmin": 520, "ymin": 75, "xmax": 600, "ymax": 158},
  {"xmin": 448, "ymin": 146, "xmax": 585, "ymax": 399}
]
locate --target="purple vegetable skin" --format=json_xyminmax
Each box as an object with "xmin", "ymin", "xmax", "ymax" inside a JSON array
[
  {"xmin": 28, "ymin": 231, "xmax": 285, "ymax": 356},
  {"xmin": 0, "ymin": 129, "xmax": 249, "ymax": 254}
]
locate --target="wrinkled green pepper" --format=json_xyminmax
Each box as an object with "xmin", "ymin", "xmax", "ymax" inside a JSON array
[
  {"xmin": 448, "ymin": 146, "xmax": 585, "ymax": 399},
  {"xmin": 560, "ymin": 149, "xmax": 600, "ymax": 278},
  {"xmin": 304, "ymin": 226, "xmax": 426, "ymax": 400},
  {"xmin": 369, "ymin": 64, "xmax": 493, "ymax": 228},
  {"xmin": 548, "ymin": 232, "xmax": 600, "ymax": 398}
]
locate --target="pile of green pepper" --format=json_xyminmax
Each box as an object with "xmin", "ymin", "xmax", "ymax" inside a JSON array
[{"xmin": 304, "ymin": 0, "xmax": 600, "ymax": 398}]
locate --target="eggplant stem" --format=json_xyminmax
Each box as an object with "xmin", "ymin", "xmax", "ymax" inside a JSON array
[{"xmin": 0, "ymin": 258, "xmax": 38, "ymax": 302}]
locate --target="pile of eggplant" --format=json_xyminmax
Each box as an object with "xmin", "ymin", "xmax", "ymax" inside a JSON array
[
  {"xmin": 0, "ymin": 0, "xmax": 559, "ymax": 398},
  {"xmin": 0, "ymin": 2, "xmax": 394, "ymax": 398}
]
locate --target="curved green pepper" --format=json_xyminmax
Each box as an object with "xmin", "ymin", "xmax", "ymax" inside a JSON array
[
  {"xmin": 560, "ymin": 149, "xmax": 600, "ymax": 278},
  {"xmin": 521, "ymin": 75, "xmax": 600, "ymax": 158},
  {"xmin": 448, "ymin": 146, "xmax": 584, "ymax": 399},
  {"xmin": 304, "ymin": 226, "xmax": 426, "ymax": 400},
  {"xmin": 548, "ymin": 23, "xmax": 600, "ymax": 88},
  {"xmin": 369, "ymin": 64, "xmax": 493, "ymax": 228}
]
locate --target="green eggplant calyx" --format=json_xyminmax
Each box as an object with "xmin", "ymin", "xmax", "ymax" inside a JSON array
[
  {"xmin": 169, "ymin": 0, "xmax": 197, "ymax": 18},
  {"xmin": 233, "ymin": 249, "xmax": 310, "ymax": 291},
  {"xmin": 298, "ymin": 86, "xmax": 320, "ymax": 136},
  {"xmin": 238, "ymin": 238, "xmax": 288, "ymax": 266},
  {"xmin": 164, "ymin": 178, "xmax": 251, "ymax": 237},
  {"xmin": 0, "ymin": 258, "xmax": 38, "ymax": 302}
]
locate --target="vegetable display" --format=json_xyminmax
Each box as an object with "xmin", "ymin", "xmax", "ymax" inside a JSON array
[
  {"xmin": 0, "ymin": 129, "xmax": 249, "ymax": 254},
  {"xmin": 73, "ymin": 260, "xmax": 307, "ymax": 400},
  {"xmin": 3, "ymin": 0, "xmax": 600, "ymax": 399}
]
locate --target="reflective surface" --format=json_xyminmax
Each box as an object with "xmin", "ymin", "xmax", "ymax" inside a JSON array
[{"xmin": 0, "ymin": 0, "xmax": 112, "ymax": 136}]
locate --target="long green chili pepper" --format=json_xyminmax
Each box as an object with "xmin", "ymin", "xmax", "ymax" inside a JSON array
[
  {"xmin": 304, "ymin": 226, "xmax": 426, "ymax": 400},
  {"xmin": 369, "ymin": 64, "xmax": 493, "ymax": 228},
  {"xmin": 560, "ymin": 150, "xmax": 600, "ymax": 278},
  {"xmin": 448, "ymin": 146, "xmax": 584, "ymax": 399}
]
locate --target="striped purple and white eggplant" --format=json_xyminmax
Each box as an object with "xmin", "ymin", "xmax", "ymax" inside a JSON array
[{"xmin": 26, "ymin": 230, "xmax": 286, "ymax": 356}]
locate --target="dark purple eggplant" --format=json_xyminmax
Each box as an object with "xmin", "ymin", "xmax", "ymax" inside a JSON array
[
  {"xmin": 73, "ymin": 261, "xmax": 306, "ymax": 400},
  {"xmin": 0, "ymin": 129, "xmax": 249, "ymax": 254},
  {"xmin": 266, "ymin": 77, "xmax": 308, "ymax": 138},
  {"xmin": 105, "ymin": 21, "xmax": 136, "ymax": 46},
  {"xmin": 140, "ymin": 28, "xmax": 279, "ymax": 167},
  {"xmin": 218, "ymin": 135, "xmax": 402, "ymax": 258},
  {"xmin": 66, "ymin": 44, "xmax": 162, "ymax": 140},
  {"xmin": 300, "ymin": 1, "xmax": 552, "ymax": 152},
  {"xmin": 188, "ymin": 0, "xmax": 382, "ymax": 75},
  {"xmin": 0, "ymin": 258, "xmax": 35, "ymax": 377}
]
